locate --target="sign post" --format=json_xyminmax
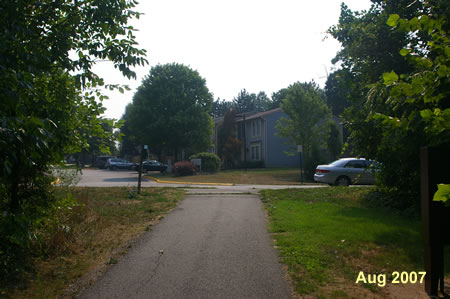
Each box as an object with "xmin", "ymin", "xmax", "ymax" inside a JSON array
[
  {"xmin": 297, "ymin": 145, "xmax": 304, "ymax": 184},
  {"xmin": 137, "ymin": 144, "xmax": 148, "ymax": 194}
]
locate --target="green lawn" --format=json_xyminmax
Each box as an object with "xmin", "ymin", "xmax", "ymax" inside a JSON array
[
  {"xmin": 150, "ymin": 168, "xmax": 312, "ymax": 185},
  {"xmin": 260, "ymin": 187, "xmax": 448, "ymax": 298}
]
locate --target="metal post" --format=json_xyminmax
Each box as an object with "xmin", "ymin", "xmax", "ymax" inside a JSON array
[
  {"xmin": 137, "ymin": 144, "xmax": 144, "ymax": 194},
  {"xmin": 243, "ymin": 114, "xmax": 247, "ymax": 172}
]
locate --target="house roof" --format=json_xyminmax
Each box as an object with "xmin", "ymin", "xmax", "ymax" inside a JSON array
[
  {"xmin": 213, "ymin": 107, "xmax": 283, "ymax": 124},
  {"xmin": 238, "ymin": 107, "xmax": 282, "ymax": 122}
]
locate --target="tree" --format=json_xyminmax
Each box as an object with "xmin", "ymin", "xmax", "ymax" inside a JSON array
[
  {"xmin": 232, "ymin": 89, "xmax": 270, "ymax": 113},
  {"xmin": 124, "ymin": 63, "xmax": 213, "ymax": 160},
  {"xmin": 324, "ymin": 71, "xmax": 350, "ymax": 116},
  {"xmin": 0, "ymin": 0, "xmax": 146, "ymax": 280},
  {"xmin": 211, "ymin": 98, "xmax": 233, "ymax": 118},
  {"xmin": 276, "ymin": 82, "xmax": 331, "ymax": 178},
  {"xmin": 254, "ymin": 91, "xmax": 270, "ymax": 112},
  {"xmin": 328, "ymin": 0, "xmax": 448, "ymax": 209},
  {"xmin": 217, "ymin": 109, "xmax": 242, "ymax": 168},
  {"xmin": 233, "ymin": 89, "xmax": 256, "ymax": 113},
  {"xmin": 267, "ymin": 88, "xmax": 289, "ymax": 110}
]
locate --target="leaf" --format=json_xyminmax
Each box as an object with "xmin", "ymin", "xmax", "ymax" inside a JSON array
[
  {"xmin": 399, "ymin": 49, "xmax": 410, "ymax": 56},
  {"xmin": 420, "ymin": 109, "xmax": 433, "ymax": 120},
  {"xmin": 386, "ymin": 14, "xmax": 400, "ymax": 27},
  {"xmin": 382, "ymin": 71, "xmax": 399, "ymax": 85},
  {"xmin": 433, "ymin": 184, "xmax": 450, "ymax": 204}
]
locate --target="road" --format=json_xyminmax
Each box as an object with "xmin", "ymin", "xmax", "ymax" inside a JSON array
[
  {"xmin": 77, "ymin": 169, "xmax": 325, "ymax": 193},
  {"xmin": 76, "ymin": 169, "xmax": 316, "ymax": 298}
]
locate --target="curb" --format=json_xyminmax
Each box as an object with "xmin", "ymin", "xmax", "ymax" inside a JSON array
[{"xmin": 146, "ymin": 176, "xmax": 234, "ymax": 186}]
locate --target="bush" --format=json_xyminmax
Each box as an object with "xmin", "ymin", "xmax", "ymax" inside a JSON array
[
  {"xmin": 239, "ymin": 160, "xmax": 265, "ymax": 169},
  {"xmin": 173, "ymin": 161, "xmax": 196, "ymax": 176},
  {"xmin": 189, "ymin": 152, "xmax": 221, "ymax": 172}
]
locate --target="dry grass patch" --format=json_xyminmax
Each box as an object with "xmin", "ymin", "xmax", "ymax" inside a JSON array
[
  {"xmin": 4, "ymin": 187, "xmax": 184, "ymax": 298},
  {"xmin": 151, "ymin": 168, "xmax": 311, "ymax": 185}
]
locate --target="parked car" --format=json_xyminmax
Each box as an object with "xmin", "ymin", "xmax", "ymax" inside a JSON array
[
  {"xmin": 140, "ymin": 160, "xmax": 168, "ymax": 173},
  {"xmin": 95, "ymin": 155, "xmax": 117, "ymax": 169},
  {"xmin": 105, "ymin": 158, "xmax": 134, "ymax": 170},
  {"xmin": 314, "ymin": 158, "xmax": 379, "ymax": 186}
]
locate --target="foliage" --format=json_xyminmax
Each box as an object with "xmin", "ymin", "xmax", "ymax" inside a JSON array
[
  {"xmin": 433, "ymin": 184, "xmax": 450, "ymax": 207},
  {"xmin": 324, "ymin": 71, "xmax": 350, "ymax": 116},
  {"xmin": 232, "ymin": 89, "xmax": 270, "ymax": 113},
  {"xmin": 217, "ymin": 109, "xmax": 242, "ymax": 169},
  {"xmin": 379, "ymin": 5, "xmax": 450, "ymax": 146},
  {"xmin": 122, "ymin": 63, "xmax": 213, "ymax": 160},
  {"xmin": 189, "ymin": 152, "xmax": 221, "ymax": 172},
  {"xmin": 0, "ymin": 0, "xmax": 146, "ymax": 281},
  {"xmin": 276, "ymin": 81, "xmax": 332, "ymax": 179},
  {"xmin": 211, "ymin": 98, "xmax": 233, "ymax": 118},
  {"xmin": 267, "ymin": 88, "xmax": 289, "ymax": 110},
  {"xmin": 326, "ymin": 120, "xmax": 342, "ymax": 161},
  {"xmin": 173, "ymin": 161, "xmax": 196, "ymax": 176},
  {"xmin": 327, "ymin": 0, "xmax": 449, "ymax": 208}
]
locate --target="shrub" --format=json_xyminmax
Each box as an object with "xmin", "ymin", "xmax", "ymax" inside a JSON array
[
  {"xmin": 173, "ymin": 161, "xmax": 196, "ymax": 176},
  {"xmin": 189, "ymin": 152, "xmax": 221, "ymax": 172}
]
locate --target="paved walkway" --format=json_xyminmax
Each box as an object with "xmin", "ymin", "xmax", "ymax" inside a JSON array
[{"xmin": 79, "ymin": 194, "xmax": 292, "ymax": 298}]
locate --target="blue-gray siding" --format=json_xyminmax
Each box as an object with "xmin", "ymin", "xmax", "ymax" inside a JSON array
[{"xmin": 264, "ymin": 111, "xmax": 300, "ymax": 167}]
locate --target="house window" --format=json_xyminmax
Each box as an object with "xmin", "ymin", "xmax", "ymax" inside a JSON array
[
  {"xmin": 250, "ymin": 143, "xmax": 261, "ymax": 161},
  {"xmin": 251, "ymin": 119, "xmax": 261, "ymax": 137}
]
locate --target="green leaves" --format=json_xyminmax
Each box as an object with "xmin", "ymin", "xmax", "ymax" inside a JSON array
[
  {"xmin": 382, "ymin": 71, "xmax": 399, "ymax": 85},
  {"xmin": 433, "ymin": 184, "xmax": 450, "ymax": 206},
  {"xmin": 386, "ymin": 14, "xmax": 400, "ymax": 27}
]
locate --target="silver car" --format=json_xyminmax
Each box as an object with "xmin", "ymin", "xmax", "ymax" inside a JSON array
[
  {"xmin": 105, "ymin": 158, "xmax": 134, "ymax": 170},
  {"xmin": 314, "ymin": 158, "xmax": 379, "ymax": 186}
]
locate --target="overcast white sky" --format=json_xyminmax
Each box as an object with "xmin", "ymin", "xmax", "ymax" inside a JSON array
[{"xmin": 97, "ymin": 0, "xmax": 372, "ymax": 120}]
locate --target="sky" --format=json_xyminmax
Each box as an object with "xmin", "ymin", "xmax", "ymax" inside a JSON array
[{"xmin": 97, "ymin": 0, "xmax": 373, "ymax": 120}]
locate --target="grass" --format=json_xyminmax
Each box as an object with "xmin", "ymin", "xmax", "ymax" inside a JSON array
[
  {"xmin": 150, "ymin": 168, "xmax": 312, "ymax": 185},
  {"xmin": 260, "ymin": 187, "xmax": 450, "ymax": 298},
  {"xmin": 3, "ymin": 187, "xmax": 184, "ymax": 298}
]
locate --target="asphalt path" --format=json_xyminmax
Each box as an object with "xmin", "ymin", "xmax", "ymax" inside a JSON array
[{"xmin": 79, "ymin": 194, "xmax": 292, "ymax": 298}]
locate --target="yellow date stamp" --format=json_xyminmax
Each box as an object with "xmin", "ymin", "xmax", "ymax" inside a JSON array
[{"xmin": 355, "ymin": 271, "xmax": 426, "ymax": 287}]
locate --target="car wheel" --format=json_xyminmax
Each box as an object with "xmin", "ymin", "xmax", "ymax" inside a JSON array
[
  {"xmin": 111, "ymin": 165, "xmax": 117, "ymax": 170},
  {"xmin": 335, "ymin": 176, "xmax": 350, "ymax": 186}
]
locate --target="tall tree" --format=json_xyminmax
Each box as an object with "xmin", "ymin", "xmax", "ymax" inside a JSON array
[
  {"xmin": 0, "ymin": 0, "xmax": 147, "ymax": 279},
  {"xmin": 211, "ymin": 98, "xmax": 233, "ymax": 118},
  {"xmin": 267, "ymin": 88, "xmax": 289, "ymax": 110},
  {"xmin": 254, "ymin": 91, "xmax": 270, "ymax": 112},
  {"xmin": 124, "ymin": 63, "xmax": 213, "ymax": 160},
  {"xmin": 328, "ymin": 0, "xmax": 448, "ymax": 208},
  {"xmin": 324, "ymin": 70, "xmax": 350, "ymax": 116},
  {"xmin": 276, "ymin": 82, "xmax": 331, "ymax": 178},
  {"xmin": 233, "ymin": 89, "xmax": 256, "ymax": 113},
  {"xmin": 217, "ymin": 109, "xmax": 242, "ymax": 168}
]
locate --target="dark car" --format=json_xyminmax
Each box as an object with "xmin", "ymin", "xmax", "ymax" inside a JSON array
[
  {"xmin": 95, "ymin": 156, "xmax": 117, "ymax": 169},
  {"xmin": 141, "ymin": 160, "xmax": 168, "ymax": 173},
  {"xmin": 314, "ymin": 158, "xmax": 379, "ymax": 186},
  {"xmin": 105, "ymin": 158, "xmax": 134, "ymax": 170}
]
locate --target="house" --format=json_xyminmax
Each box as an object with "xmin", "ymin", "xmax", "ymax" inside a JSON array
[{"xmin": 212, "ymin": 107, "xmax": 343, "ymax": 168}]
